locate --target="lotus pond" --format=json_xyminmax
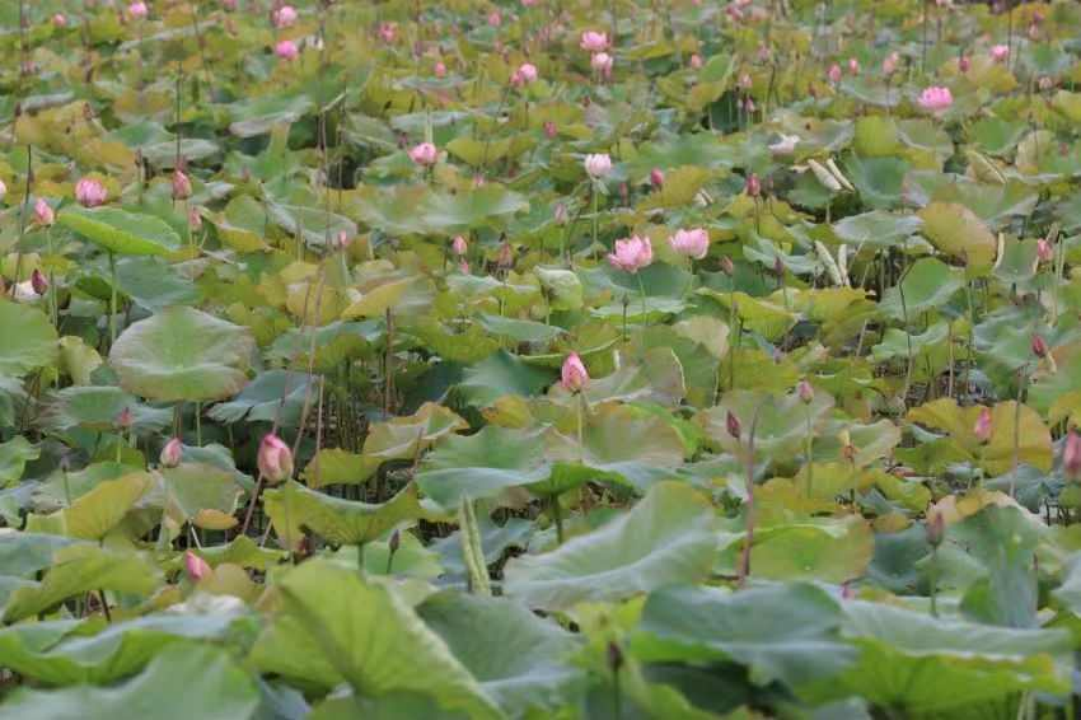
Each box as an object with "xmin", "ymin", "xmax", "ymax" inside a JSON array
[{"xmin": 3, "ymin": 0, "xmax": 1081, "ymax": 718}]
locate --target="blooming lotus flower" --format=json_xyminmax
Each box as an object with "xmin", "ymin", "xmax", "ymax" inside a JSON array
[
  {"xmin": 258, "ymin": 433, "xmax": 294, "ymax": 484},
  {"xmin": 584, "ymin": 153, "xmax": 612, "ymax": 179},
  {"xmin": 1065, "ymin": 430, "xmax": 1081, "ymax": 481},
  {"xmin": 560, "ymin": 352, "xmax": 589, "ymax": 392},
  {"xmin": 184, "ymin": 550, "xmax": 211, "ymax": 582},
  {"xmin": 409, "ymin": 142, "xmax": 438, "ymax": 166},
  {"xmin": 607, "ymin": 235, "xmax": 653, "ymax": 273},
  {"xmin": 990, "ymin": 44, "xmax": 1009, "ymax": 62},
  {"xmin": 511, "ymin": 62, "xmax": 538, "ymax": 86},
  {"xmin": 160, "ymin": 437, "xmax": 182, "ymax": 468},
  {"xmin": 669, "ymin": 228, "xmax": 709, "ymax": 260},
  {"xmin": 487, "ymin": 10, "xmax": 502, "ymax": 26},
  {"xmin": 275, "ymin": 39, "xmax": 299, "ymax": 60},
  {"xmin": 172, "ymin": 169, "xmax": 192, "ymax": 200},
  {"xmin": 434, "ymin": 61, "xmax": 447, "ymax": 78},
  {"xmin": 272, "ymin": 4, "xmax": 297, "ymax": 28},
  {"xmin": 827, "ymin": 63, "xmax": 842, "ymax": 84},
  {"xmin": 768, "ymin": 134, "xmax": 799, "ymax": 157},
  {"xmin": 591, "ymin": 51, "xmax": 613, "ymax": 75},
  {"xmin": 451, "ymin": 235, "xmax": 468, "ymax": 255},
  {"xmin": 917, "ymin": 86, "xmax": 953, "ymax": 112},
  {"xmin": 53, "ymin": 13, "xmax": 68, "ymax": 28},
  {"xmin": 75, "ymin": 178, "xmax": 107, "ymax": 208},
  {"xmin": 974, "ymin": 407, "xmax": 992, "ymax": 443},
  {"xmin": 580, "ymin": 30, "xmax": 609, "ymax": 52},
  {"xmin": 129, "ymin": 2, "xmax": 148, "ymax": 19},
  {"xmin": 34, "ymin": 198, "xmax": 55, "ymax": 226}
]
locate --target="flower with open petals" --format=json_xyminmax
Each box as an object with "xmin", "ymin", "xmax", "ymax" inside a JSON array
[
  {"xmin": 917, "ymin": 86, "xmax": 953, "ymax": 112},
  {"xmin": 409, "ymin": 142, "xmax": 438, "ymax": 166},
  {"xmin": 75, "ymin": 178, "xmax": 107, "ymax": 208},
  {"xmin": 272, "ymin": 4, "xmax": 297, "ymax": 28},
  {"xmin": 669, "ymin": 228, "xmax": 709, "ymax": 260},
  {"xmin": 580, "ymin": 30, "xmax": 609, "ymax": 52},
  {"xmin": 275, "ymin": 39, "xmax": 299, "ymax": 60},
  {"xmin": 561, "ymin": 352, "xmax": 589, "ymax": 392},
  {"xmin": 990, "ymin": 44, "xmax": 1009, "ymax": 63},
  {"xmin": 584, "ymin": 153, "xmax": 612, "ymax": 179},
  {"xmin": 129, "ymin": 2, "xmax": 148, "ymax": 19},
  {"xmin": 511, "ymin": 62, "xmax": 538, "ymax": 86},
  {"xmin": 607, "ymin": 235, "xmax": 653, "ymax": 273}
]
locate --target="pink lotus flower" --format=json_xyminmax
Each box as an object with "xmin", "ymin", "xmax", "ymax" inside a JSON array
[
  {"xmin": 487, "ymin": 10, "xmax": 502, "ymax": 26},
  {"xmin": 583, "ymin": 153, "xmax": 612, "ymax": 179},
  {"xmin": 521, "ymin": 0, "xmax": 538, "ymax": 6},
  {"xmin": 827, "ymin": 63, "xmax": 842, "ymax": 84},
  {"xmin": 689, "ymin": 54, "xmax": 703, "ymax": 70},
  {"xmin": 272, "ymin": 4, "xmax": 297, "ymax": 28},
  {"xmin": 848, "ymin": 58, "xmax": 860, "ymax": 75},
  {"xmin": 75, "ymin": 178, "xmax": 108, "ymax": 208},
  {"xmin": 990, "ymin": 44, "xmax": 1009, "ymax": 62},
  {"xmin": 1065, "ymin": 430, "xmax": 1081, "ymax": 481},
  {"xmin": 560, "ymin": 352, "xmax": 589, "ymax": 392},
  {"xmin": 222, "ymin": 0, "xmax": 237, "ymax": 10},
  {"xmin": 0, "ymin": 179, "xmax": 6, "ymax": 202},
  {"xmin": 160, "ymin": 437, "xmax": 182, "ymax": 467},
  {"xmin": 128, "ymin": 2, "xmax": 148, "ymax": 19},
  {"xmin": 409, "ymin": 142, "xmax": 438, "ymax": 166},
  {"xmin": 882, "ymin": 51, "xmax": 899, "ymax": 76},
  {"xmin": 378, "ymin": 22, "xmax": 397, "ymax": 43},
  {"xmin": 745, "ymin": 173, "xmax": 761, "ymax": 197},
  {"xmin": 650, "ymin": 168, "xmax": 665, "ymax": 189},
  {"xmin": 590, "ymin": 51, "xmax": 613, "ymax": 75},
  {"xmin": 434, "ymin": 61, "xmax": 447, "ymax": 78},
  {"xmin": 958, "ymin": 55, "xmax": 970, "ymax": 73},
  {"xmin": 669, "ymin": 228, "xmax": 709, "ymax": 260},
  {"xmin": 34, "ymin": 198, "xmax": 54, "ymax": 226},
  {"xmin": 973, "ymin": 407, "xmax": 992, "ymax": 443},
  {"xmin": 184, "ymin": 550, "xmax": 211, "ymax": 582},
  {"xmin": 580, "ymin": 30, "xmax": 609, "ymax": 52},
  {"xmin": 1037, "ymin": 238, "xmax": 1054, "ymax": 263},
  {"xmin": 53, "ymin": 14, "xmax": 68, "ymax": 28},
  {"xmin": 607, "ymin": 235, "xmax": 653, "ymax": 273},
  {"xmin": 544, "ymin": 120, "xmax": 557, "ymax": 139},
  {"xmin": 451, "ymin": 235, "xmax": 468, "ymax": 255},
  {"xmin": 31, "ymin": 269, "xmax": 48, "ymax": 296},
  {"xmin": 917, "ymin": 86, "xmax": 953, "ymax": 112},
  {"xmin": 511, "ymin": 62, "xmax": 538, "ymax": 86},
  {"xmin": 739, "ymin": 73, "xmax": 752, "ymax": 90},
  {"xmin": 258, "ymin": 433, "xmax": 294, "ymax": 484},
  {"xmin": 188, "ymin": 206, "xmax": 203, "ymax": 231},
  {"xmin": 172, "ymin": 169, "xmax": 192, "ymax": 200},
  {"xmin": 275, "ymin": 39, "xmax": 299, "ymax": 61}
]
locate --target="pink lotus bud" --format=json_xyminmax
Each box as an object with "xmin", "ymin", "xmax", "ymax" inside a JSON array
[
  {"xmin": 53, "ymin": 13, "xmax": 68, "ymax": 28},
  {"xmin": 958, "ymin": 55, "xmax": 970, "ymax": 73},
  {"xmin": 827, "ymin": 63, "xmax": 842, "ymax": 84},
  {"xmin": 184, "ymin": 550, "xmax": 211, "ymax": 582},
  {"xmin": 452, "ymin": 235, "xmax": 468, "ymax": 256},
  {"xmin": 554, "ymin": 202, "xmax": 568, "ymax": 225},
  {"xmin": 521, "ymin": 0, "xmax": 537, "ymax": 6},
  {"xmin": 34, "ymin": 198, "xmax": 55, "ymax": 226},
  {"xmin": 172, "ymin": 169, "xmax": 192, "ymax": 200},
  {"xmin": 272, "ymin": 4, "xmax": 297, "ymax": 28},
  {"xmin": 882, "ymin": 51, "xmax": 899, "ymax": 76},
  {"xmin": 1038, "ymin": 76, "xmax": 1053, "ymax": 92},
  {"xmin": 275, "ymin": 39, "xmax": 299, "ymax": 61},
  {"xmin": 511, "ymin": 62, "xmax": 538, "ymax": 86},
  {"xmin": 129, "ymin": 2, "xmax": 149, "ymax": 19},
  {"xmin": 458, "ymin": 260, "xmax": 470, "ymax": 274},
  {"xmin": 30, "ymin": 269, "xmax": 48, "ymax": 296},
  {"xmin": 797, "ymin": 379, "xmax": 814, "ymax": 404},
  {"xmin": 1037, "ymin": 238, "xmax": 1054, "ymax": 263},
  {"xmin": 488, "ymin": 9, "xmax": 502, "ymax": 26},
  {"xmin": 720, "ymin": 256, "xmax": 735, "ymax": 275},
  {"xmin": 258, "ymin": 433, "xmax": 294, "ymax": 484},
  {"xmin": 580, "ymin": 30, "xmax": 609, "ymax": 52},
  {"xmin": 1065, "ymin": 430, "xmax": 1081, "ymax": 481},
  {"xmin": 379, "ymin": 22, "xmax": 397, "ymax": 43},
  {"xmin": 990, "ymin": 44, "xmax": 1009, "ymax": 63},
  {"xmin": 560, "ymin": 352, "xmax": 589, "ymax": 392},
  {"xmin": 75, "ymin": 178, "xmax": 108, "ymax": 208},
  {"xmin": 757, "ymin": 45, "xmax": 770, "ymax": 62},
  {"xmin": 497, "ymin": 241, "xmax": 514, "ymax": 268},
  {"xmin": 848, "ymin": 58, "xmax": 860, "ymax": 75},
  {"xmin": 334, "ymin": 230, "xmax": 352, "ymax": 250},
  {"xmin": 222, "ymin": 0, "xmax": 237, "ymax": 10},
  {"xmin": 584, "ymin": 153, "xmax": 612, "ymax": 179},
  {"xmin": 917, "ymin": 86, "xmax": 953, "ymax": 112},
  {"xmin": 0, "ymin": 179, "xmax": 5, "ymax": 202},
  {"xmin": 434, "ymin": 61, "xmax": 447, "ymax": 78},
  {"xmin": 745, "ymin": 173, "xmax": 761, "ymax": 198},
  {"xmin": 160, "ymin": 437, "xmax": 183, "ymax": 467},
  {"xmin": 607, "ymin": 235, "xmax": 654, "ymax": 273},
  {"xmin": 926, "ymin": 509, "xmax": 945, "ymax": 546},
  {"xmin": 116, "ymin": 406, "xmax": 133, "ymax": 429},
  {"xmin": 650, "ymin": 168, "xmax": 665, "ymax": 189},
  {"xmin": 744, "ymin": 97, "xmax": 756, "ymax": 113},
  {"xmin": 1032, "ymin": 334, "xmax": 1049, "ymax": 358},
  {"xmin": 668, "ymin": 228, "xmax": 709, "ymax": 260},
  {"xmin": 408, "ymin": 142, "xmax": 438, "ymax": 166},
  {"xmin": 544, "ymin": 120, "xmax": 557, "ymax": 139},
  {"xmin": 188, "ymin": 206, "xmax": 203, "ymax": 231},
  {"xmin": 590, "ymin": 51, "xmax": 613, "ymax": 75},
  {"xmin": 973, "ymin": 406, "xmax": 992, "ymax": 443},
  {"xmin": 739, "ymin": 73, "xmax": 752, "ymax": 90},
  {"xmin": 726, "ymin": 410, "xmax": 741, "ymax": 440},
  {"xmin": 689, "ymin": 54, "xmax": 703, "ymax": 70},
  {"xmin": 726, "ymin": 4, "xmax": 744, "ymax": 21}
]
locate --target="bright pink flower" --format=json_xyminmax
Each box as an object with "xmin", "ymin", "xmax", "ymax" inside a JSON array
[
  {"xmin": 669, "ymin": 228, "xmax": 709, "ymax": 260},
  {"xmin": 434, "ymin": 61, "xmax": 447, "ymax": 78},
  {"xmin": 160, "ymin": 437, "xmax": 182, "ymax": 468},
  {"xmin": 584, "ymin": 153, "xmax": 612, "ymax": 179},
  {"xmin": 488, "ymin": 9, "xmax": 502, "ymax": 26},
  {"xmin": 409, "ymin": 142, "xmax": 438, "ymax": 166},
  {"xmin": 1032, "ymin": 334, "xmax": 1049, "ymax": 359},
  {"xmin": 272, "ymin": 4, "xmax": 297, "ymax": 28},
  {"xmin": 848, "ymin": 57, "xmax": 860, "ymax": 75},
  {"xmin": 75, "ymin": 178, "xmax": 108, "ymax": 208},
  {"xmin": 689, "ymin": 54, "xmax": 703, "ymax": 70},
  {"xmin": 379, "ymin": 22, "xmax": 397, "ymax": 43},
  {"xmin": 1065, "ymin": 430, "xmax": 1081, "ymax": 481},
  {"xmin": 607, "ymin": 235, "xmax": 654, "ymax": 273},
  {"xmin": 650, "ymin": 168, "xmax": 665, "ymax": 189},
  {"xmin": 827, "ymin": 63, "xmax": 842, "ymax": 84},
  {"xmin": 591, "ymin": 51, "xmax": 613, "ymax": 75},
  {"xmin": 560, "ymin": 352, "xmax": 589, "ymax": 392},
  {"xmin": 128, "ymin": 2, "xmax": 148, "ymax": 19},
  {"xmin": 34, "ymin": 198, "xmax": 54, "ymax": 226},
  {"xmin": 452, "ymin": 235, "xmax": 468, "ymax": 255},
  {"xmin": 1037, "ymin": 238, "xmax": 1054, "ymax": 263},
  {"xmin": 974, "ymin": 407, "xmax": 993, "ymax": 443},
  {"xmin": 580, "ymin": 30, "xmax": 609, "ymax": 52},
  {"xmin": 990, "ymin": 44, "xmax": 1009, "ymax": 62},
  {"xmin": 511, "ymin": 62, "xmax": 538, "ymax": 86},
  {"xmin": 275, "ymin": 39, "xmax": 299, "ymax": 61},
  {"xmin": 917, "ymin": 86, "xmax": 953, "ymax": 112},
  {"xmin": 184, "ymin": 550, "xmax": 211, "ymax": 582},
  {"xmin": 882, "ymin": 51, "xmax": 899, "ymax": 76},
  {"xmin": 258, "ymin": 433, "xmax": 294, "ymax": 484},
  {"xmin": 172, "ymin": 169, "xmax": 192, "ymax": 200},
  {"xmin": 53, "ymin": 14, "xmax": 68, "ymax": 28}
]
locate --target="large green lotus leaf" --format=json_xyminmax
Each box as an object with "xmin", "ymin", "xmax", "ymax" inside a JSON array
[
  {"xmin": 250, "ymin": 560, "xmax": 502, "ymax": 719},
  {"xmin": 351, "ymin": 185, "xmax": 433, "ymax": 235},
  {"xmin": 25, "ymin": 472, "xmax": 152, "ymax": 541},
  {"xmin": 0, "ymin": 644, "xmax": 260, "ymax": 720},
  {"xmin": 477, "ymin": 313, "xmax": 565, "ymax": 344},
  {"xmin": 931, "ymin": 180, "xmax": 1039, "ymax": 228},
  {"xmin": 801, "ymin": 601, "xmax": 1072, "ymax": 713},
  {"xmin": 547, "ymin": 347, "xmax": 685, "ymax": 409},
  {"xmin": 423, "ymin": 186, "xmax": 529, "ymax": 232},
  {"xmin": 57, "ymin": 207, "xmax": 182, "ymax": 256},
  {"xmin": 228, "ymin": 94, "xmax": 313, "ymax": 138},
  {"xmin": 109, "ymin": 306, "xmax": 256, "ymax": 402},
  {"xmin": 0, "ymin": 602, "xmax": 254, "ymax": 685},
  {"xmin": 698, "ymin": 290, "xmax": 797, "ymax": 342},
  {"xmin": 2, "ymin": 544, "xmax": 161, "ymax": 623},
  {"xmin": 0, "ymin": 436, "xmax": 39, "ymax": 488},
  {"xmin": 842, "ymin": 155, "xmax": 908, "ymax": 209},
  {"xmin": 832, "ymin": 210, "xmax": 923, "ymax": 250},
  {"xmin": 416, "ymin": 426, "xmax": 550, "ymax": 508},
  {"xmin": 0, "ymin": 301, "xmax": 59, "ymax": 377},
  {"xmin": 263, "ymin": 481, "xmax": 431, "ymax": 551},
  {"xmin": 0, "ymin": 532, "xmax": 86, "ymax": 578},
  {"xmin": 207, "ymin": 370, "xmax": 311, "ymax": 426},
  {"xmin": 535, "ymin": 266, "xmax": 584, "ymax": 312},
  {"xmin": 417, "ymin": 591, "xmax": 584, "ymax": 714},
  {"xmin": 633, "ymin": 583, "xmax": 856, "ymax": 688},
  {"xmin": 303, "ymin": 449, "xmax": 382, "ymax": 488},
  {"xmin": 879, "ymin": 257, "xmax": 964, "ymax": 320},
  {"xmin": 160, "ymin": 463, "xmax": 242, "ymax": 525},
  {"xmin": 717, "ymin": 516, "xmax": 873, "ymax": 584},
  {"xmin": 38, "ymin": 386, "xmax": 172, "ymax": 434},
  {"xmin": 115, "ymin": 256, "xmax": 200, "ymax": 312},
  {"xmin": 457, "ymin": 351, "xmax": 555, "ymax": 408},
  {"xmin": 503, "ymin": 482, "xmax": 716, "ymax": 611},
  {"xmin": 918, "ymin": 202, "xmax": 997, "ymax": 275},
  {"xmin": 267, "ymin": 203, "xmax": 357, "ymax": 249},
  {"xmin": 699, "ymin": 388, "xmax": 834, "ymax": 463},
  {"xmin": 970, "ymin": 117, "xmax": 1028, "ymax": 156},
  {"xmin": 212, "ymin": 195, "xmax": 269, "ymax": 252}
]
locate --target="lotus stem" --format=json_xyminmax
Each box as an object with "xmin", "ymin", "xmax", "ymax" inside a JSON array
[{"xmin": 108, "ymin": 251, "xmax": 118, "ymax": 348}]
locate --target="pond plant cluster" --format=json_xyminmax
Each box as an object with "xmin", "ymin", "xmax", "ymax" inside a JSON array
[{"xmin": 2, "ymin": 0, "xmax": 1081, "ymax": 717}]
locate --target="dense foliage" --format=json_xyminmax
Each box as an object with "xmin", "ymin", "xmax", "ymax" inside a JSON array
[{"xmin": 2, "ymin": 0, "xmax": 1081, "ymax": 717}]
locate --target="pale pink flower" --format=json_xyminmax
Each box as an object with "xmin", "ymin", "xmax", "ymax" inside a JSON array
[
  {"xmin": 544, "ymin": 120, "xmax": 557, "ymax": 139},
  {"xmin": 739, "ymin": 72, "xmax": 752, "ymax": 90},
  {"xmin": 75, "ymin": 178, "xmax": 108, "ymax": 208},
  {"xmin": 745, "ymin": 173, "xmax": 761, "ymax": 197},
  {"xmin": 409, "ymin": 142, "xmax": 438, "ymax": 166},
  {"xmin": 434, "ymin": 61, "xmax": 447, "ymax": 78},
  {"xmin": 560, "ymin": 352, "xmax": 589, "ymax": 392},
  {"xmin": 222, "ymin": 0, "xmax": 238, "ymax": 10},
  {"xmin": 1037, "ymin": 238, "xmax": 1054, "ymax": 263},
  {"xmin": 827, "ymin": 63, "xmax": 842, "ymax": 84},
  {"xmin": 379, "ymin": 22, "xmax": 397, "ymax": 43},
  {"xmin": 591, "ymin": 51, "xmax": 613, "ymax": 75},
  {"xmin": 184, "ymin": 550, "xmax": 211, "ymax": 582},
  {"xmin": 583, "ymin": 153, "xmax": 612, "ymax": 179},
  {"xmin": 689, "ymin": 54, "xmax": 703, "ymax": 70},
  {"xmin": 669, "ymin": 228, "xmax": 709, "ymax": 260},
  {"xmin": 990, "ymin": 44, "xmax": 1009, "ymax": 63},
  {"xmin": 650, "ymin": 168, "xmax": 664, "ymax": 189},
  {"xmin": 258, "ymin": 433, "xmax": 294, "ymax": 484},
  {"xmin": 917, "ymin": 85, "xmax": 953, "ymax": 112},
  {"xmin": 1065, "ymin": 431, "xmax": 1081, "ymax": 481},
  {"xmin": 848, "ymin": 57, "xmax": 860, "ymax": 75},
  {"xmin": 882, "ymin": 51, "xmax": 899, "ymax": 76},
  {"xmin": 53, "ymin": 14, "xmax": 68, "ymax": 28},
  {"xmin": 272, "ymin": 4, "xmax": 297, "ymax": 28},
  {"xmin": 580, "ymin": 30, "xmax": 609, "ymax": 52},
  {"xmin": 521, "ymin": 0, "xmax": 538, "ymax": 6},
  {"xmin": 487, "ymin": 9, "xmax": 502, "ymax": 26},
  {"xmin": 188, "ymin": 206, "xmax": 203, "ymax": 231},
  {"xmin": 974, "ymin": 407, "xmax": 993, "ymax": 443},
  {"xmin": 128, "ymin": 2, "xmax": 148, "ymax": 19},
  {"xmin": 275, "ymin": 39, "xmax": 299, "ymax": 60},
  {"xmin": 607, "ymin": 235, "xmax": 654, "ymax": 273},
  {"xmin": 0, "ymin": 179, "xmax": 6, "ymax": 202},
  {"xmin": 34, "ymin": 198, "xmax": 55, "ymax": 226},
  {"xmin": 452, "ymin": 235, "xmax": 468, "ymax": 255},
  {"xmin": 160, "ymin": 437, "xmax": 182, "ymax": 468},
  {"xmin": 511, "ymin": 62, "xmax": 538, "ymax": 86},
  {"xmin": 172, "ymin": 169, "xmax": 192, "ymax": 200}
]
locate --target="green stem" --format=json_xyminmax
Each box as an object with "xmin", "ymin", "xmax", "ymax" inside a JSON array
[
  {"xmin": 805, "ymin": 411, "xmax": 814, "ymax": 498},
  {"xmin": 635, "ymin": 271, "xmax": 647, "ymax": 327},
  {"xmin": 929, "ymin": 546, "xmax": 939, "ymax": 617},
  {"xmin": 591, "ymin": 184, "xmax": 599, "ymax": 254},
  {"xmin": 194, "ymin": 402, "xmax": 202, "ymax": 446},
  {"xmin": 108, "ymin": 251, "xmax": 118, "ymax": 348}
]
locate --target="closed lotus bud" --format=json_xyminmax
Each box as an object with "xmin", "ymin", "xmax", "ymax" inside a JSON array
[
  {"xmin": 188, "ymin": 206, "xmax": 203, "ymax": 231},
  {"xmin": 973, "ymin": 406, "xmax": 992, "ymax": 444},
  {"xmin": 129, "ymin": 1, "xmax": 148, "ymax": 19},
  {"xmin": 1065, "ymin": 430, "xmax": 1081, "ymax": 481},
  {"xmin": 554, "ymin": 202, "xmax": 568, "ymax": 225},
  {"xmin": 926, "ymin": 509, "xmax": 945, "ymax": 547},
  {"xmin": 389, "ymin": 528, "xmax": 401, "ymax": 554},
  {"xmin": 53, "ymin": 13, "xmax": 68, "ymax": 28},
  {"xmin": 75, "ymin": 178, "xmax": 107, "ymax": 208},
  {"xmin": 497, "ymin": 241, "xmax": 514, "ymax": 269},
  {"xmin": 720, "ymin": 256, "xmax": 735, "ymax": 275},
  {"xmin": 689, "ymin": 53, "xmax": 703, "ymax": 70},
  {"xmin": 184, "ymin": 550, "xmax": 211, "ymax": 582},
  {"xmin": 726, "ymin": 410, "xmax": 741, "ymax": 440},
  {"xmin": 1037, "ymin": 238, "xmax": 1053, "ymax": 263},
  {"xmin": 745, "ymin": 173, "xmax": 761, "ymax": 198},
  {"xmin": 544, "ymin": 120, "xmax": 557, "ymax": 139},
  {"xmin": 172, "ymin": 169, "xmax": 192, "ymax": 200},
  {"xmin": 160, "ymin": 437, "xmax": 183, "ymax": 467},
  {"xmin": 958, "ymin": 55, "xmax": 970, "ymax": 73},
  {"xmin": 434, "ymin": 61, "xmax": 447, "ymax": 78},
  {"xmin": 0, "ymin": 179, "xmax": 6, "ymax": 202},
  {"xmin": 1038, "ymin": 76, "xmax": 1054, "ymax": 92},
  {"xmin": 847, "ymin": 57, "xmax": 860, "ymax": 75},
  {"xmin": 606, "ymin": 640, "xmax": 624, "ymax": 673},
  {"xmin": 1032, "ymin": 334, "xmax": 1049, "ymax": 358},
  {"xmin": 451, "ymin": 235, "xmax": 468, "ymax": 255},
  {"xmin": 258, "ymin": 433, "xmax": 294, "ymax": 484},
  {"xmin": 773, "ymin": 256, "xmax": 784, "ymax": 278},
  {"xmin": 30, "ymin": 269, "xmax": 48, "ymax": 296},
  {"xmin": 560, "ymin": 352, "xmax": 589, "ymax": 392},
  {"xmin": 116, "ymin": 406, "xmax": 133, "ymax": 429},
  {"xmin": 797, "ymin": 379, "xmax": 814, "ymax": 404},
  {"xmin": 650, "ymin": 168, "xmax": 665, "ymax": 189}
]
